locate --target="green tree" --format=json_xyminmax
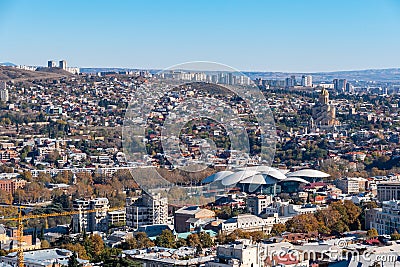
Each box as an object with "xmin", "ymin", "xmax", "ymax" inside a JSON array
[
  {"xmin": 391, "ymin": 231, "xmax": 400, "ymax": 240},
  {"xmin": 176, "ymin": 238, "xmax": 187, "ymax": 247},
  {"xmin": 45, "ymin": 151, "xmax": 61, "ymax": 164},
  {"xmin": 271, "ymin": 223, "xmax": 286, "ymax": 236},
  {"xmin": 52, "ymin": 193, "xmax": 72, "ymax": 210},
  {"xmin": 367, "ymin": 228, "xmax": 378, "ymax": 238},
  {"xmin": 41, "ymin": 240, "xmax": 50, "ymax": 249},
  {"xmin": 97, "ymin": 247, "xmax": 122, "ymax": 263},
  {"xmin": 155, "ymin": 230, "xmax": 176, "ymax": 248},
  {"xmin": 217, "ymin": 206, "xmax": 232, "ymax": 219},
  {"xmin": 199, "ymin": 232, "xmax": 214, "ymax": 248},
  {"xmin": 286, "ymin": 214, "xmax": 319, "ymax": 233},
  {"xmin": 121, "ymin": 237, "xmax": 137, "ymax": 250},
  {"xmin": 314, "ymin": 207, "xmax": 342, "ymax": 234},
  {"xmin": 135, "ymin": 232, "xmax": 154, "ymax": 249},
  {"xmin": 20, "ymin": 170, "xmax": 32, "ymax": 181},
  {"xmin": 62, "ymin": 243, "xmax": 89, "ymax": 260},
  {"xmin": 68, "ymin": 251, "xmax": 81, "ymax": 267},
  {"xmin": 187, "ymin": 233, "xmax": 200, "ymax": 248},
  {"xmin": 331, "ymin": 200, "xmax": 361, "ymax": 231},
  {"xmin": 196, "ymin": 244, "xmax": 202, "ymax": 256},
  {"xmin": 85, "ymin": 234, "xmax": 104, "ymax": 259}
]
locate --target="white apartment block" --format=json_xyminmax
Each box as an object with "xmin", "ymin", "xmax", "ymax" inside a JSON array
[
  {"xmin": 206, "ymin": 239, "xmax": 264, "ymax": 267},
  {"xmin": 107, "ymin": 209, "xmax": 126, "ymax": 226},
  {"xmin": 301, "ymin": 75, "xmax": 312, "ymax": 87},
  {"xmin": 335, "ymin": 178, "xmax": 359, "ymax": 194},
  {"xmin": 126, "ymin": 192, "xmax": 168, "ymax": 229},
  {"xmin": 368, "ymin": 200, "xmax": 400, "ymax": 235},
  {"xmin": 220, "ymin": 214, "xmax": 284, "ymax": 235},
  {"xmin": 0, "ymin": 81, "xmax": 9, "ymax": 102},
  {"xmin": 72, "ymin": 198, "xmax": 109, "ymax": 233},
  {"xmin": 246, "ymin": 195, "xmax": 273, "ymax": 216}
]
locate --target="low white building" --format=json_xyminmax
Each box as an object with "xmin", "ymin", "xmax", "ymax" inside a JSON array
[
  {"xmin": 219, "ymin": 214, "xmax": 284, "ymax": 234},
  {"xmin": 335, "ymin": 178, "xmax": 360, "ymax": 194},
  {"xmin": 206, "ymin": 239, "xmax": 263, "ymax": 267},
  {"xmin": 275, "ymin": 202, "xmax": 325, "ymax": 217},
  {"xmin": 1, "ymin": 248, "xmax": 90, "ymax": 267},
  {"xmin": 246, "ymin": 195, "xmax": 273, "ymax": 216},
  {"xmin": 107, "ymin": 209, "xmax": 126, "ymax": 227}
]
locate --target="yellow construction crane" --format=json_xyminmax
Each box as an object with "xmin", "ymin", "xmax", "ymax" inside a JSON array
[{"xmin": 1, "ymin": 206, "xmax": 124, "ymax": 267}]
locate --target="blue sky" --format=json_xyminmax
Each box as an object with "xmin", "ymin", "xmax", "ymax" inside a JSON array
[{"xmin": 0, "ymin": 0, "xmax": 399, "ymax": 72}]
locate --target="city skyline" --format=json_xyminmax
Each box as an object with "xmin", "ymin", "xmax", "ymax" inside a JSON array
[{"xmin": 1, "ymin": 0, "xmax": 400, "ymax": 72}]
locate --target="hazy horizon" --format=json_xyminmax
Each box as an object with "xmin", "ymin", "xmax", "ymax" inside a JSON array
[{"xmin": 3, "ymin": 61, "xmax": 400, "ymax": 74}]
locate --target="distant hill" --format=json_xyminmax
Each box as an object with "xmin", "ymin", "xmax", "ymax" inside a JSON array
[
  {"xmin": 80, "ymin": 67, "xmax": 142, "ymax": 74},
  {"xmin": 81, "ymin": 67, "xmax": 400, "ymax": 82},
  {"xmin": 0, "ymin": 66, "xmax": 72, "ymax": 81},
  {"xmin": 35, "ymin": 67, "xmax": 74, "ymax": 76},
  {"xmin": 244, "ymin": 68, "xmax": 400, "ymax": 82}
]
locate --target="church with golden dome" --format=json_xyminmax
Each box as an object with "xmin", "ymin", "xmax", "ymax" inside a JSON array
[{"xmin": 312, "ymin": 88, "xmax": 340, "ymax": 127}]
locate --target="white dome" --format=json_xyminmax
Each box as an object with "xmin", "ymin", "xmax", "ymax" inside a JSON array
[
  {"xmin": 282, "ymin": 177, "xmax": 310, "ymax": 184},
  {"xmin": 278, "ymin": 169, "xmax": 290, "ymax": 175},
  {"xmin": 201, "ymin": 171, "xmax": 234, "ymax": 184},
  {"xmin": 286, "ymin": 169, "xmax": 330, "ymax": 178},
  {"xmin": 238, "ymin": 174, "xmax": 267, "ymax": 185},
  {"xmin": 237, "ymin": 166, "xmax": 286, "ymax": 180},
  {"xmin": 221, "ymin": 170, "xmax": 259, "ymax": 186},
  {"xmin": 238, "ymin": 174, "xmax": 281, "ymax": 185}
]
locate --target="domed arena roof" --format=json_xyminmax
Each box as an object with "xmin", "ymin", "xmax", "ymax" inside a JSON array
[
  {"xmin": 202, "ymin": 167, "xmax": 323, "ymax": 188},
  {"xmin": 280, "ymin": 177, "xmax": 310, "ymax": 184},
  {"xmin": 239, "ymin": 166, "xmax": 286, "ymax": 180},
  {"xmin": 286, "ymin": 169, "xmax": 330, "ymax": 178},
  {"xmin": 221, "ymin": 170, "xmax": 259, "ymax": 186},
  {"xmin": 201, "ymin": 171, "xmax": 234, "ymax": 184},
  {"xmin": 238, "ymin": 174, "xmax": 267, "ymax": 185}
]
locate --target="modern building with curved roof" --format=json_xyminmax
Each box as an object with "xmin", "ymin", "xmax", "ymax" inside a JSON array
[
  {"xmin": 286, "ymin": 169, "xmax": 330, "ymax": 182},
  {"xmin": 282, "ymin": 177, "xmax": 310, "ymax": 184},
  {"xmin": 201, "ymin": 171, "xmax": 234, "ymax": 184},
  {"xmin": 221, "ymin": 170, "xmax": 259, "ymax": 186},
  {"xmin": 202, "ymin": 166, "xmax": 318, "ymax": 194},
  {"xmin": 237, "ymin": 166, "xmax": 287, "ymax": 180}
]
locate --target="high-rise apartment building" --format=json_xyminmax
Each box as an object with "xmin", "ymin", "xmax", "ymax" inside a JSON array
[
  {"xmin": 47, "ymin": 60, "xmax": 57, "ymax": 68},
  {"xmin": 368, "ymin": 200, "xmax": 400, "ymax": 235},
  {"xmin": 59, "ymin": 60, "xmax": 67, "ymax": 70},
  {"xmin": 285, "ymin": 76, "xmax": 296, "ymax": 87},
  {"xmin": 125, "ymin": 192, "xmax": 168, "ymax": 229},
  {"xmin": 72, "ymin": 198, "xmax": 109, "ymax": 233},
  {"xmin": 333, "ymin": 78, "xmax": 347, "ymax": 92},
  {"xmin": 0, "ymin": 81, "xmax": 8, "ymax": 102},
  {"xmin": 301, "ymin": 75, "xmax": 312, "ymax": 87},
  {"xmin": 0, "ymin": 81, "xmax": 5, "ymax": 91}
]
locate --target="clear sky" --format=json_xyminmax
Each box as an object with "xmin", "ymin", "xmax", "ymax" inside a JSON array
[{"xmin": 0, "ymin": 0, "xmax": 400, "ymax": 72}]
